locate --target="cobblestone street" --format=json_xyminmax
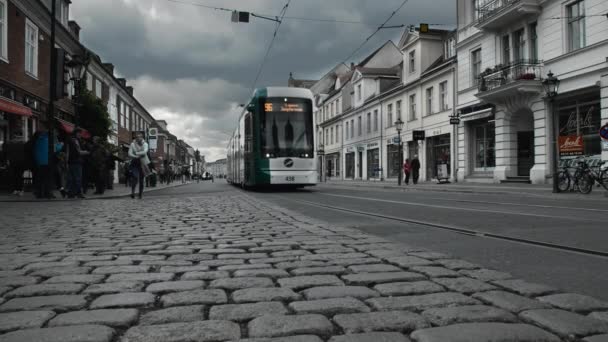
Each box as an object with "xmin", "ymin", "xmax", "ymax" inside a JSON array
[{"xmin": 1, "ymin": 186, "xmax": 608, "ymax": 342}]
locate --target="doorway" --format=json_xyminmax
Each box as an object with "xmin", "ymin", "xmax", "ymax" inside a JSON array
[
  {"xmin": 345, "ymin": 153, "xmax": 355, "ymax": 179},
  {"xmin": 517, "ymin": 131, "xmax": 534, "ymax": 176},
  {"xmin": 358, "ymin": 151, "xmax": 363, "ymax": 179}
]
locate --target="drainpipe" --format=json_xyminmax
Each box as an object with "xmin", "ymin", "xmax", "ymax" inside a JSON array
[
  {"xmin": 452, "ymin": 61, "xmax": 458, "ymax": 183},
  {"xmin": 380, "ymin": 101, "xmax": 384, "ymax": 181}
]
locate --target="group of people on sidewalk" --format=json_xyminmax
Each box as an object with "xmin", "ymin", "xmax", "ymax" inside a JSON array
[{"xmin": 403, "ymin": 155, "xmax": 421, "ymax": 185}]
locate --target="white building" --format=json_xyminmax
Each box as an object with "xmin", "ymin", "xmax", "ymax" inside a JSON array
[
  {"xmin": 207, "ymin": 158, "xmax": 227, "ymax": 177},
  {"xmin": 456, "ymin": 0, "xmax": 608, "ymax": 184}
]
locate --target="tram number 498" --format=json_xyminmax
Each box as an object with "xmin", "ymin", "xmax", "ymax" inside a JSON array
[{"xmin": 285, "ymin": 176, "xmax": 295, "ymax": 182}]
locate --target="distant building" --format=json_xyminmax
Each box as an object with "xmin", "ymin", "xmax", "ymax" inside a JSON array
[{"xmin": 207, "ymin": 158, "xmax": 227, "ymax": 176}]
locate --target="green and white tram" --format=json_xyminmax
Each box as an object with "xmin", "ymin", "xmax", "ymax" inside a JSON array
[{"xmin": 227, "ymin": 87, "xmax": 317, "ymax": 188}]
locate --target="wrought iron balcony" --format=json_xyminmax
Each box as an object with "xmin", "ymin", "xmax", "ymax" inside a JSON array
[
  {"xmin": 476, "ymin": 0, "xmax": 541, "ymax": 30},
  {"xmin": 476, "ymin": 60, "xmax": 544, "ymax": 102}
]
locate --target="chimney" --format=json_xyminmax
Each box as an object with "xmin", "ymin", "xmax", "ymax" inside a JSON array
[
  {"xmin": 350, "ymin": 62, "xmax": 355, "ymax": 69},
  {"xmin": 68, "ymin": 21, "xmax": 81, "ymax": 41},
  {"xmin": 102, "ymin": 63, "xmax": 114, "ymax": 75},
  {"xmin": 126, "ymin": 86, "xmax": 134, "ymax": 96},
  {"xmin": 117, "ymin": 78, "xmax": 127, "ymax": 87}
]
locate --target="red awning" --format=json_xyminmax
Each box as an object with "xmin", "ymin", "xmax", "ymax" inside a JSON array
[
  {"xmin": 0, "ymin": 97, "xmax": 33, "ymax": 117},
  {"xmin": 57, "ymin": 119, "xmax": 91, "ymax": 139}
]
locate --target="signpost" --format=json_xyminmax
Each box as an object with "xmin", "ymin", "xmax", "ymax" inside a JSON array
[{"xmin": 148, "ymin": 127, "xmax": 158, "ymax": 151}]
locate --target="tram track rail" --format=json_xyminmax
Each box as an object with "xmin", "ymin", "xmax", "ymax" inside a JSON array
[{"xmin": 273, "ymin": 195, "xmax": 608, "ymax": 259}]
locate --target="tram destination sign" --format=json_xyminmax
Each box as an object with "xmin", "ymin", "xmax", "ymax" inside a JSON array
[{"xmin": 265, "ymin": 102, "xmax": 304, "ymax": 112}]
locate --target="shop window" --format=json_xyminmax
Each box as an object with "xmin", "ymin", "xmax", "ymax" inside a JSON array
[
  {"xmin": 474, "ymin": 121, "xmax": 496, "ymax": 169},
  {"xmin": 367, "ymin": 149, "xmax": 380, "ymax": 180},
  {"xmin": 387, "ymin": 144, "xmax": 401, "ymax": 178},
  {"xmin": 557, "ymin": 93, "xmax": 601, "ymax": 159}
]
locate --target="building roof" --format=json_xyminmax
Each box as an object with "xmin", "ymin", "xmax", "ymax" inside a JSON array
[
  {"xmin": 357, "ymin": 65, "xmax": 401, "ymax": 77},
  {"xmin": 288, "ymin": 73, "xmax": 318, "ymax": 89}
]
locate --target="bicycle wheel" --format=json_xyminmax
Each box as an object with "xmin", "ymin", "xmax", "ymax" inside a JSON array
[
  {"xmin": 557, "ymin": 171, "xmax": 570, "ymax": 192},
  {"xmin": 599, "ymin": 169, "xmax": 608, "ymax": 191},
  {"xmin": 578, "ymin": 174, "xmax": 593, "ymax": 194}
]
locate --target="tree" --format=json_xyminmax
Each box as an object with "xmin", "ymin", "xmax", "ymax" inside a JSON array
[{"xmin": 77, "ymin": 86, "xmax": 111, "ymax": 141}]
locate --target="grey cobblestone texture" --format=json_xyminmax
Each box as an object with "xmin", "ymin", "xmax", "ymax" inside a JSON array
[{"xmin": 1, "ymin": 193, "xmax": 606, "ymax": 341}]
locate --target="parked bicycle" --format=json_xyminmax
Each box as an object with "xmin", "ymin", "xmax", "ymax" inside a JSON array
[{"xmin": 558, "ymin": 156, "xmax": 607, "ymax": 194}]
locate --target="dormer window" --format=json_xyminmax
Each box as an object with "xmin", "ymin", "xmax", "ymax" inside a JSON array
[{"xmin": 409, "ymin": 50, "xmax": 416, "ymax": 73}]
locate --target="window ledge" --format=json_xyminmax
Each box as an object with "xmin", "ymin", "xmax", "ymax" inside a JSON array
[
  {"xmin": 0, "ymin": 56, "xmax": 8, "ymax": 64},
  {"xmin": 25, "ymin": 71, "xmax": 38, "ymax": 80}
]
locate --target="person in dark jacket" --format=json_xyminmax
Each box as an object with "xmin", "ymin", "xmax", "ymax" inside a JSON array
[
  {"xmin": 67, "ymin": 129, "xmax": 89, "ymax": 199},
  {"xmin": 90, "ymin": 137, "xmax": 108, "ymax": 195},
  {"xmin": 4, "ymin": 136, "xmax": 26, "ymax": 196},
  {"xmin": 411, "ymin": 154, "xmax": 421, "ymax": 185}
]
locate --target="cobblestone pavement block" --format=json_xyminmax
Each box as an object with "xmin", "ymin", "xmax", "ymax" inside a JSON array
[
  {"xmin": 520, "ymin": 309, "xmax": 608, "ymax": 338},
  {"xmin": 248, "ymin": 314, "xmax": 334, "ymax": 338},
  {"xmin": 209, "ymin": 277, "xmax": 274, "ymax": 290},
  {"xmin": 490, "ymin": 279, "xmax": 558, "ymax": 297},
  {"xmin": 341, "ymin": 272, "xmax": 425, "ymax": 286},
  {"xmin": 145, "ymin": 280, "xmax": 205, "ymax": 294},
  {"xmin": 274, "ymin": 261, "xmax": 327, "ymax": 270},
  {"xmin": 139, "ymin": 305, "xmax": 205, "ymax": 325},
  {"xmin": 386, "ymin": 256, "xmax": 435, "ymax": 268},
  {"xmin": 48, "ymin": 309, "xmax": 139, "ymax": 328},
  {"xmin": 328, "ymin": 332, "xmax": 411, "ymax": 342},
  {"xmin": 410, "ymin": 322, "xmax": 561, "ymax": 342},
  {"xmin": 0, "ymin": 324, "xmax": 115, "ymax": 342},
  {"xmin": 92, "ymin": 266, "xmax": 151, "ymax": 274},
  {"xmin": 160, "ymin": 289, "xmax": 227, "ymax": 307},
  {"xmin": 105, "ymin": 273, "xmax": 175, "ymax": 283},
  {"xmin": 289, "ymin": 297, "xmax": 371, "ymax": 316},
  {"xmin": 209, "ymin": 301, "xmax": 287, "ymax": 322},
  {"xmin": 181, "ymin": 271, "xmax": 231, "ymax": 281},
  {"xmin": 346, "ymin": 264, "xmax": 402, "ymax": 273},
  {"xmin": 333, "ymin": 310, "xmax": 429, "ymax": 333},
  {"xmin": 583, "ymin": 334, "xmax": 608, "ymax": 342},
  {"xmin": 44, "ymin": 274, "xmax": 106, "ymax": 284},
  {"xmin": 537, "ymin": 293, "xmax": 608, "ymax": 313},
  {"xmin": 435, "ymin": 259, "xmax": 481, "ymax": 270},
  {"xmin": 4, "ymin": 283, "xmax": 85, "ymax": 298},
  {"xmin": 232, "ymin": 287, "xmax": 301, "ymax": 303},
  {"xmin": 89, "ymin": 292, "xmax": 155, "ymax": 309},
  {"xmin": 235, "ymin": 336, "xmax": 323, "ymax": 342},
  {"xmin": 301, "ymin": 286, "xmax": 380, "ymax": 300},
  {"xmin": 30, "ymin": 266, "xmax": 93, "ymax": 277},
  {"xmin": 409, "ymin": 266, "xmax": 460, "ymax": 278},
  {"xmin": 421, "ymin": 305, "xmax": 518, "ymax": 326},
  {"xmin": 290, "ymin": 266, "xmax": 346, "ymax": 276},
  {"xmin": 278, "ymin": 275, "xmax": 344, "ymax": 290},
  {"xmin": 590, "ymin": 311, "xmax": 608, "ymax": 323},
  {"xmin": 0, "ymin": 310, "xmax": 56, "ymax": 333},
  {"xmin": 373, "ymin": 281, "xmax": 445, "ymax": 296},
  {"xmin": 458, "ymin": 268, "xmax": 513, "ymax": 282},
  {"xmin": 234, "ymin": 269, "xmax": 290, "ymax": 278},
  {"xmin": 408, "ymin": 252, "xmax": 450, "ymax": 260},
  {"xmin": 473, "ymin": 290, "xmax": 552, "ymax": 313},
  {"xmin": 0, "ymin": 295, "xmax": 88, "ymax": 312},
  {"xmin": 83, "ymin": 281, "xmax": 145, "ymax": 295},
  {"xmin": 217, "ymin": 264, "xmax": 272, "ymax": 271},
  {"xmin": 367, "ymin": 292, "xmax": 480, "ymax": 312},
  {"xmin": 432, "ymin": 277, "xmax": 497, "ymax": 294},
  {"xmin": 120, "ymin": 320, "xmax": 240, "ymax": 342},
  {"xmin": 0, "ymin": 276, "xmax": 40, "ymax": 287}
]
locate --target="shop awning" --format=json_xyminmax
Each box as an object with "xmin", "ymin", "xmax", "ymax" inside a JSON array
[
  {"xmin": 0, "ymin": 97, "xmax": 33, "ymax": 117},
  {"xmin": 57, "ymin": 119, "xmax": 91, "ymax": 139},
  {"xmin": 460, "ymin": 108, "xmax": 494, "ymax": 122}
]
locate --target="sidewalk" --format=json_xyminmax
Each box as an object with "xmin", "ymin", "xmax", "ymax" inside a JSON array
[
  {"xmin": 0, "ymin": 181, "xmax": 190, "ymax": 202},
  {"xmin": 0, "ymin": 191, "xmax": 606, "ymax": 341},
  {"xmin": 322, "ymin": 179, "xmax": 608, "ymax": 198}
]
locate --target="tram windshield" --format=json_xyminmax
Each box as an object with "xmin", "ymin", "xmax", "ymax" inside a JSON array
[{"xmin": 260, "ymin": 97, "xmax": 314, "ymax": 158}]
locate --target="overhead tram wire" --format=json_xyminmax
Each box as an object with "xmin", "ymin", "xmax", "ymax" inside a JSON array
[{"xmin": 341, "ymin": 0, "xmax": 410, "ymax": 64}]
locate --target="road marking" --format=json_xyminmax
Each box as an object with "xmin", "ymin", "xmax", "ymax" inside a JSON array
[{"xmin": 318, "ymin": 193, "xmax": 602, "ymax": 222}]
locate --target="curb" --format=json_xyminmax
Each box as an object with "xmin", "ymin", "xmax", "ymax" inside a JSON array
[{"xmin": 0, "ymin": 182, "xmax": 191, "ymax": 203}]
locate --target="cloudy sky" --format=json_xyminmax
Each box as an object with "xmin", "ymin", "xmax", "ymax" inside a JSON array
[{"xmin": 71, "ymin": 0, "xmax": 455, "ymax": 162}]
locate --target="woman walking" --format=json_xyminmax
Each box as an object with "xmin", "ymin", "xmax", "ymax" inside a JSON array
[
  {"xmin": 403, "ymin": 158, "xmax": 412, "ymax": 185},
  {"xmin": 128, "ymin": 132, "xmax": 151, "ymax": 199}
]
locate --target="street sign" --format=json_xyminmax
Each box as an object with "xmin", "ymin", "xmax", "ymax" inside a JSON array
[
  {"xmin": 392, "ymin": 136, "xmax": 401, "ymax": 144},
  {"xmin": 413, "ymin": 130, "xmax": 425, "ymax": 141},
  {"xmin": 600, "ymin": 123, "xmax": 608, "ymax": 141},
  {"xmin": 450, "ymin": 117, "xmax": 461, "ymax": 125}
]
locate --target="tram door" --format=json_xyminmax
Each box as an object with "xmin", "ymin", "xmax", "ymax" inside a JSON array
[{"xmin": 244, "ymin": 113, "xmax": 253, "ymax": 184}]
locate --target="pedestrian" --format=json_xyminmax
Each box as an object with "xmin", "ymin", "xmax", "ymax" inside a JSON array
[
  {"xmin": 67, "ymin": 128, "xmax": 89, "ymax": 199},
  {"xmin": 411, "ymin": 154, "xmax": 421, "ymax": 185},
  {"xmin": 403, "ymin": 158, "xmax": 411, "ymax": 185},
  {"xmin": 4, "ymin": 135, "xmax": 26, "ymax": 196},
  {"xmin": 90, "ymin": 137, "xmax": 108, "ymax": 195},
  {"xmin": 55, "ymin": 136, "xmax": 68, "ymax": 198},
  {"xmin": 128, "ymin": 132, "xmax": 151, "ymax": 199},
  {"xmin": 33, "ymin": 128, "xmax": 54, "ymax": 199}
]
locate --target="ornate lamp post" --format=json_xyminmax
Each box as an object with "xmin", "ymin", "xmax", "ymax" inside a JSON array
[
  {"xmin": 542, "ymin": 71, "xmax": 561, "ymax": 193},
  {"xmin": 66, "ymin": 53, "xmax": 90, "ymax": 126},
  {"xmin": 317, "ymin": 142, "xmax": 325, "ymax": 183},
  {"xmin": 395, "ymin": 118, "xmax": 404, "ymax": 186}
]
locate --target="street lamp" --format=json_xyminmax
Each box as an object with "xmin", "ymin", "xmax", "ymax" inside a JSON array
[
  {"xmin": 542, "ymin": 71, "xmax": 561, "ymax": 193},
  {"xmin": 317, "ymin": 142, "xmax": 325, "ymax": 183},
  {"xmin": 66, "ymin": 53, "xmax": 90, "ymax": 126},
  {"xmin": 395, "ymin": 118, "xmax": 404, "ymax": 186}
]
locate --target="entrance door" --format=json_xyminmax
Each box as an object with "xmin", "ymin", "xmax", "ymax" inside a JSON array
[
  {"xmin": 358, "ymin": 151, "xmax": 363, "ymax": 179},
  {"xmin": 345, "ymin": 153, "xmax": 355, "ymax": 179},
  {"xmin": 517, "ymin": 131, "xmax": 534, "ymax": 176},
  {"xmin": 367, "ymin": 149, "xmax": 379, "ymax": 180}
]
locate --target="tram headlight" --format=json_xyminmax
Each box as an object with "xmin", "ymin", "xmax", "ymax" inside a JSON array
[{"xmin": 265, "ymin": 153, "xmax": 271, "ymax": 158}]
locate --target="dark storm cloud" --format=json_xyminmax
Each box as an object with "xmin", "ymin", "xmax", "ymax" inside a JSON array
[{"xmin": 71, "ymin": 0, "xmax": 455, "ymax": 161}]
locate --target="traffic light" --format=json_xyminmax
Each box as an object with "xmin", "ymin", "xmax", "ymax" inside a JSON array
[{"xmin": 231, "ymin": 11, "xmax": 250, "ymax": 23}]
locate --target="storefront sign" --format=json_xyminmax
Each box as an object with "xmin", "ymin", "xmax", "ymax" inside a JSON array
[
  {"xmin": 367, "ymin": 142, "xmax": 378, "ymax": 149},
  {"xmin": 357, "ymin": 145, "xmax": 365, "ymax": 152},
  {"xmin": 600, "ymin": 123, "xmax": 608, "ymax": 141},
  {"xmin": 413, "ymin": 130, "xmax": 425, "ymax": 141},
  {"xmin": 346, "ymin": 146, "xmax": 355, "ymax": 153},
  {"xmin": 558, "ymin": 135, "xmax": 584, "ymax": 156}
]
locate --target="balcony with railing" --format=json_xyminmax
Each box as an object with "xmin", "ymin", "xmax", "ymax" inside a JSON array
[
  {"xmin": 476, "ymin": 60, "xmax": 544, "ymax": 101},
  {"xmin": 475, "ymin": 0, "xmax": 541, "ymax": 30}
]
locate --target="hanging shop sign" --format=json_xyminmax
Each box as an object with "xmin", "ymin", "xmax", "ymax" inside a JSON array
[
  {"xmin": 558, "ymin": 135, "xmax": 584, "ymax": 156},
  {"xmin": 413, "ymin": 130, "xmax": 425, "ymax": 141}
]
